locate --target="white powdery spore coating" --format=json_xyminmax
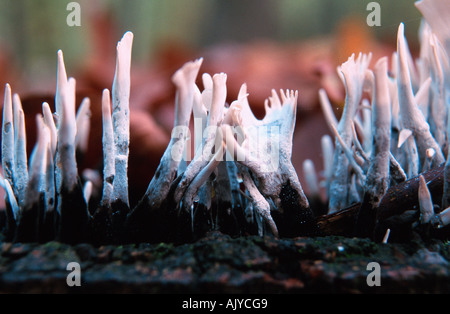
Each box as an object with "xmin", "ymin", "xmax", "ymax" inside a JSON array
[
  {"xmin": 101, "ymin": 89, "xmax": 115, "ymax": 206},
  {"xmin": 328, "ymin": 53, "xmax": 371, "ymax": 213},
  {"xmin": 364, "ymin": 57, "xmax": 391, "ymax": 207},
  {"xmin": 57, "ymin": 77, "xmax": 78, "ymax": 190},
  {"xmin": 2, "ymin": 84, "xmax": 15, "ymax": 186},
  {"xmin": 14, "ymin": 109, "xmax": 28, "ymax": 206},
  {"xmin": 397, "ymin": 23, "xmax": 444, "ymax": 165},
  {"xmin": 111, "ymin": 109, "xmax": 129, "ymax": 204},
  {"xmin": 75, "ymin": 97, "xmax": 91, "ymax": 154},
  {"xmin": 111, "ymin": 31, "xmax": 133, "ymax": 206}
]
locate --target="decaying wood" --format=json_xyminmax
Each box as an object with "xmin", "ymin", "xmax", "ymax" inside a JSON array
[{"xmin": 316, "ymin": 163, "xmax": 445, "ymax": 238}]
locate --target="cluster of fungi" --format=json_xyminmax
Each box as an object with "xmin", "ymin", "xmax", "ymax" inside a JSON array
[{"xmin": 1, "ymin": 0, "xmax": 450, "ymax": 245}]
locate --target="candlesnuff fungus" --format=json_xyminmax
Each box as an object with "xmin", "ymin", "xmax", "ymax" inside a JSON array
[
  {"xmin": 54, "ymin": 58, "xmax": 90, "ymax": 244},
  {"xmin": 131, "ymin": 58, "xmax": 203, "ymax": 211},
  {"xmin": 172, "ymin": 72, "xmax": 227, "ymax": 210},
  {"xmin": 14, "ymin": 107, "xmax": 28, "ymax": 208},
  {"xmin": 0, "ymin": 25, "xmax": 320, "ymax": 243},
  {"xmin": 418, "ymin": 174, "xmax": 435, "ymax": 225},
  {"xmin": 222, "ymin": 89, "xmax": 316, "ymax": 236},
  {"xmin": 397, "ymin": 23, "xmax": 444, "ymax": 167},
  {"xmin": 75, "ymin": 97, "xmax": 91, "ymax": 157},
  {"xmin": 237, "ymin": 163, "xmax": 277, "ymax": 237},
  {"xmin": 127, "ymin": 61, "xmax": 315, "ymax": 240},
  {"xmin": 315, "ymin": 0, "xmax": 450, "ymax": 240},
  {"xmin": 2, "ymin": 0, "xmax": 450, "ymax": 245},
  {"xmin": 327, "ymin": 53, "xmax": 372, "ymax": 213},
  {"xmin": 100, "ymin": 88, "xmax": 114, "ymax": 208},
  {"xmin": 2, "ymin": 84, "xmax": 15, "ymax": 202},
  {"xmin": 355, "ymin": 57, "xmax": 392, "ymax": 237},
  {"xmin": 15, "ymin": 115, "xmax": 50, "ymax": 242},
  {"xmin": 111, "ymin": 31, "xmax": 133, "ymax": 212}
]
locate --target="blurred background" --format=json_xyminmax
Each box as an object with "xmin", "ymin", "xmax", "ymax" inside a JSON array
[
  {"xmin": 0, "ymin": 0, "xmax": 424, "ymax": 205},
  {"xmin": 0, "ymin": 0, "xmax": 422, "ymax": 90}
]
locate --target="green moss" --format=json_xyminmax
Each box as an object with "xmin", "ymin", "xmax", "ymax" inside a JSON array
[
  {"xmin": 42, "ymin": 241, "xmax": 65, "ymax": 249},
  {"xmin": 152, "ymin": 242, "xmax": 175, "ymax": 259}
]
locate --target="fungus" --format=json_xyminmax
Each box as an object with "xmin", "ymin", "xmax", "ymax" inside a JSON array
[
  {"xmin": 315, "ymin": 0, "xmax": 450, "ymax": 241},
  {"xmin": 418, "ymin": 174, "xmax": 434, "ymax": 225},
  {"xmin": 327, "ymin": 53, "xmax": 372, "ymax": 213},
  {"xmin": 1, "ymin": 0, "xmax": 450, "ymax": 246},
  {"xmin": 132, "ymin": 58, "xmax": 203, "ymax": 211},
  {"xmin": 100, "ymin": 88, "xmax": 114, "ymax": 208},
  {"xmin": 172, "ymin": 72, "xmax": 227, "ymax": 210},
  {"xmin": 15, "ymin": 115, "xmax": 50, "ymax": 242},
  {"xmin": 222, "ymin": 89, "xmax": 316, "ymax": 236},
  {"xmin": 75, "ymin": 97, "xmax": 91, "ymax": 157},
  {"xmin": 302, "ymin": 159, "xmax": 320, "ymax": 200},
  {"xmin": 397, "ymin": 23, "xmax": 445, "ymax": 167},
  {"xmin": 320, "ymin": 134, "xmax": 334, "ymax": 200},
  {"xmin": 356, "ymin": 57, "xmax": 391, "ymax": 237},
  {"xmin": 2, "ymin": 84, "xmax": 15, "ymax": 192},
  {"xmin": 237, "ymin": 163, "xmax": 278, "ymax": 237},
  {"xmin": 111, "ymin": 31, "xmax": 133, "ymax": 212},
  {"xmin": 14, "ymin": 108, "xmax": 28, "ymax": 208}
]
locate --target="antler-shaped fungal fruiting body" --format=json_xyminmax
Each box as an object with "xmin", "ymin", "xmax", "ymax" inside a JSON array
[
  {"xmin": 0, "ymin": 27, "xmax": 322, "ymax": 245},
  {"xmin": 397, "ymin": 23, "xmax": 445, "ymax": 167},
  {"xmin": 327, "ymin": 53, "xmax": 372, "ymax": 213},
  {"xmin": 172, "ymin": 72, "xmax": 227, "ymax": 209},
  {"xmin": 125, "ymin": 58, "xmax": 203, "ymax": 242},
  {"xmin": 136, "ymin": 58, "xmax": 203, "ymax": 210},
  {"xmin": 356, "ymin": 57, "xmax": 392, "ymax": 237},
  {"xmin": 224, "ymin": 90, "xmax": 316, "ymax": 237},
  {"xmin": 317, "ymin": 0, "xmax": 450, "ymax": 241},
  {"xmin": 5, "ymin": 0, "xmax": 450, "ymax": 246}
]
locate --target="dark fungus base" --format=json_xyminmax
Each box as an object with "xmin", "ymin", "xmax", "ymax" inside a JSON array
[{"xmin": 1, "ymin": 189, "xmax": 320, "ymax": 247}]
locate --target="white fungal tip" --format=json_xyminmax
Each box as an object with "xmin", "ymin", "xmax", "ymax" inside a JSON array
[
  {"xmin": 102, "ymin": 89, "xmax": 111, "ymax": 115},
  {"xmin": 426, "ymin": 148, "xmax": 436, "ymax": 159},
  {"xmin": 75, "ymin": 97, "xmax": 91, "ymax": 153},
  {"xmin": 0, "ymin": 174, "xmax": 19, "ymax": 221},
  {"xmin": 398, "ymin": 22, "xmax": 405, "ymax": 37},
  {"xmin": 42, "ymin": 102, "xmax": 57, "ymax": 156},
  {"xmin": 202, "ymin": 72, "xmax": 213, "ymax": 90},
  {"xmin": 117, "ymin": 31, "xmax": 134, "ymax": 50},
  {"xmin": 398, "ymin": 128, "xmax": 413, "ymax": 148},
  {"xmin": 303, "ymin": 159, "xmax": 319, "ymax": 196},
  {"xmin": 3, "ymin": 83, "xmax": 11, "ymax": 103},
  {"xmin": 238, "ymin": 83, "xmax": 248, "ymax": 100},
  {"xmin": 382, "ymin": 229, "xmax": 391, "ymax": 244},
  {"xmin": 83, "ymin": 180, "xmax": 93, "ymax": 204},
  {"xmin": 57, "ymin": 50, "xmax": 68, "ymax": 85},
  {"xmin": 436, "ymin": 207, "xmax": 450, "ymax": 228},
  {"xmin": 418, "ymin": 174, "xmax": 434, "ymax": 224}
]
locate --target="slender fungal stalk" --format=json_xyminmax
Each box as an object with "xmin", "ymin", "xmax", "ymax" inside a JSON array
[
  {"xmin": 101, "ymin": 89, "xmax": 115, "ymax": 207},
  {"xmin": 2, "ymin": 84, "xmax": 15, "ymax": 190},
  {"xmin": 111, "ymin": 31, "xmax": 133, "ymax": 208}
]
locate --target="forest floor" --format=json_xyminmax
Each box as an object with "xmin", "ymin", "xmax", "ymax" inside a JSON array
[{"xmin": 0, "ymin": 231, "xmax": 449, "ymax": 293}]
